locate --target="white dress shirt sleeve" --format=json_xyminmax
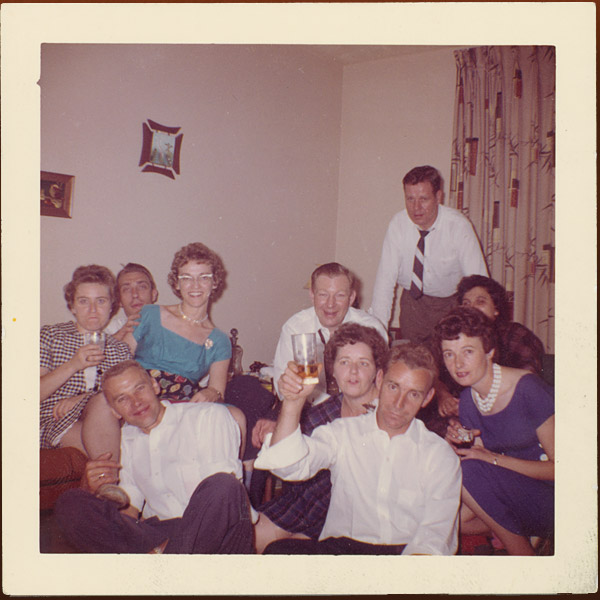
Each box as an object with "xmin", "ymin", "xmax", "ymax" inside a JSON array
[
  {"xmin": 370, "ymin": 218, "xmax": 402, "ymax": 328},
  {"xmin": 402, "ymin": 443, "xmax": 462, "ymax": 555},
  {"xmin": 457, "ymin": 218, "xmax": 488, "ymax": 279},
  {"xmin": 118, "ymin": 436, "xmax": 146, "ymax": 514},
  {"xmin": 254, "ymin": 424, "xmax": 336, "ymax": 481},
  {"xmin": 194, "ymin": 404, "xmax": 243, "ymax": 484}
]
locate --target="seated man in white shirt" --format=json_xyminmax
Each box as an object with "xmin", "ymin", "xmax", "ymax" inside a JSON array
[
  {"xmin": 104, "ymin": 263, "xmax": 158, "ymax": 344},
  {"xmin": 55, "ymin": 360, "xmax": 254, "ymax": 554},
  {"xmin": 273, "ymin": 262, "xmax": 388, "ymax": 406},
  {"xmin": 254, "ymin": 343, "xmax": 461, "ymax": 555}
]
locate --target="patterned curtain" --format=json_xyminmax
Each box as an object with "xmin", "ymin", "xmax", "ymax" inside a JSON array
[{"xmin": 449, "ymin": 46, "xmax": 555, "ymax": 353}]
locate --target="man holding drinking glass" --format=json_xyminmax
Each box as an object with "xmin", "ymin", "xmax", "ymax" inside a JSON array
[{"xmin": 272, "ymin": 262, "xmax": 388, "ymax": 406}]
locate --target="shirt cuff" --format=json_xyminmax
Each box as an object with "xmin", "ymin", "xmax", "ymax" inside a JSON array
[{"xmin": 253, "ymin": 426, "xmax": 307, "ymax": 471}]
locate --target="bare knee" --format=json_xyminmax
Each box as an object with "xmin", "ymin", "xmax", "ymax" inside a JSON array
[{"xmin": 254, "ymin": 512, "xmax": 290, "ymax": 554}]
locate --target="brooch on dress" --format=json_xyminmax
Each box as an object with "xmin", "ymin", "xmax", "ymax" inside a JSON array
[{"xmin": 204, "ymin": 338, "xmax": 214, "ymax": 349}]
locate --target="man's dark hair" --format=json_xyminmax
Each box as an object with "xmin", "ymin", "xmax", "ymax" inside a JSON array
[
  {"xmin": 402, "ymin": 165, "xmax": 442, "ymax": 194},
  {"xmin": 116, "ymin": 263, "xmax": 157, "ymax": 303}
]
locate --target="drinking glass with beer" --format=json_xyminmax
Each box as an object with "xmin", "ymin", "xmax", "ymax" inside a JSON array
[{"xmin": 291, "ymin": 333, "xmax": 319, "ymax": 384}]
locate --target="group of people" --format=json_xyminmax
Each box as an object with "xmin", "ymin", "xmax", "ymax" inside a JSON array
[{"xmin": 41, "ymin": 165, "xmax": 554, "ymax": 556}]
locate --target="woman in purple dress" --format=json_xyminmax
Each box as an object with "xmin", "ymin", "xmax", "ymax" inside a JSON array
[
  {"xmin": 253, "ymin": 323, "xmax": 389, "ymax": 554},
  {"xmin": 437, "ymin": 275, "xmax": 546, "ymax": 418},
  {"xmin": 434, "ymin": 307, "xmax": 554, "ymax": 555}
]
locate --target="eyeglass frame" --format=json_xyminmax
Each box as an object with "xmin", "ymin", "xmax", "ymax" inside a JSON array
[{"xmin": 177, "ymin": 273, "xmax": 214, "ymax": 286}]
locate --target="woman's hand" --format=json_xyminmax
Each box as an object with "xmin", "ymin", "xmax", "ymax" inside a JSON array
[
  {"xmin": 69, "ymin": 343, "xmax": 105, "ymax": 371},
  {"xmin": 53, "ymin": 393, "xmax": 86, "ymax": 420},
  {"xmin": 252, "ymin": 418, "xmax": 277, "ymax": 448},
  {"xmin": 455, "ymin": 444, "xmax": 496, "ymax": 463},
  {"xmin": 445, "ymin": 417, "xmax": 481, "ymax": 449},
  {"xmin": 278, "ymin": 361, "xmax": 321, "ymax": 405}
]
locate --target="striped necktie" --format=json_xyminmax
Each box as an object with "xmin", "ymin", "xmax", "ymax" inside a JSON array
[{"xmin": 410, "ymin": 230, "xmax": 429, "ymax": 299}]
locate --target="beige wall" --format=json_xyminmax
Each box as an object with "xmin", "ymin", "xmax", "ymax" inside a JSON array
[
  {"xmin": 336, "ymin": 47, "xmax": 460, "ymax": 325},
  {"xmin": 40, "ymin": 44, "xmax": 343, "ymax": 364},
  {"xmin": 41, "ymin": 44, "xmax": 461, "ymax": 363}
]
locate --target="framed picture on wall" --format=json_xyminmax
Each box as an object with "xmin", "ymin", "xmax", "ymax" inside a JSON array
[
  {"xmin": 41, "ymin": 171, "xmax": 74, "ymax": 218},
  {"xmin": 139, "ymin": 119, "xmax": 183, "ymax": 179}
]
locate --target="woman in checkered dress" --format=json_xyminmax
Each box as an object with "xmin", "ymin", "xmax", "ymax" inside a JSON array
[
  {"xmin": 40, "ymin": 265, "xmax": 132, "ymax": 452},
  {"xmin": 253, "ymin": 323, "xmax": 389, "ymax": 553}
]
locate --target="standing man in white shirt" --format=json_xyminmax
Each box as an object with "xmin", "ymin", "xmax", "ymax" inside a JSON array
[
  {"xmin": 255, "ymin": 343, "xmax": 461, "ymax": 555},
  {"xmin": 104, "ymin": 263, "xmax": 158, "ymax": 343},
  {"xmin": 55, "ymin": 359, "xmax": 254, "ymax": 554},
  {"xmin": 272, "ymin": 262, "xmax": 388, "ymax": 406},
  {"xmin": 370, "ymin": 165, "xmax": 487, "ymax": 343}
]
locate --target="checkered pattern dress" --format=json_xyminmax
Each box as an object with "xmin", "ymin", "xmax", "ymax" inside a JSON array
[
  {"xmin": 259, "ymin": 394, "xmax": 343, "ymax": 539},
  {"xmin": 39, "ymin": 321, "xmax": 132, "ymax": 448}
]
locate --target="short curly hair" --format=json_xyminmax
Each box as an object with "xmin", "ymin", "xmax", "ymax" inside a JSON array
[
  {"xmin": 63, "ymin": 265, "xmax": 119, "ymax": 318},
  {"xmin": 456, "ymin": 275, "xmax": 510, "ymax": 324},
  {"xmin": 434, "ymin": 306, "xmax": 497, "ymax": 355},
  {"xmin": 167, "ymin": 242, "xmax": 227, "ymax": 301},
  {"xmin": 386, "ymin": 342, "xmax": 438, "ymax": 383},
  {"xmin": 324, "ymin": 323, "xmax": 389, "ymax": 377}
]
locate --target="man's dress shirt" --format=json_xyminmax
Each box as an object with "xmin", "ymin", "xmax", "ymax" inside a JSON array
[
  {"xmin": 370, "ymin": 205, "xmax": 487, "ymax": 327},
  {"xmin": 255, "ymin": 411, "xmax": 461, "ymax": 555},
  {"xmin": 119, "ymin": 401, "xmax": 242, "ymax": 520},
  {"xmin": 272, "ymin": 306, "xmax": 388, "ymax": 405}
]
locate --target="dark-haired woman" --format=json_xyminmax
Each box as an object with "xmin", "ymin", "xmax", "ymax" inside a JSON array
[
  {"xmin": 40, "ymin": 265, "xmax": 132, "ymax": 453},
  {"xmin": 435, "ymin": 307, "xmax": 554, "ymax": 555},
  {"xmin": 438, "ymin": 275, "xmax": 546, "ymax": 418}
]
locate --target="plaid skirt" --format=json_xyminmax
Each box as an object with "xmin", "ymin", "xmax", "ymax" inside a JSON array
[{"xmin": 259, "ymin": 469, "xmax": 332, "ymax": 540}]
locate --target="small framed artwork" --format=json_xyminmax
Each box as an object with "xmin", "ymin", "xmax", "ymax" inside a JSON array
[
  {"xmin": 139, "ymin": 119, "xmax": 183, "ymax": 179},
  {"xmin": 41, "ymin": 171, "xmax": 74, "ymax": 218}
]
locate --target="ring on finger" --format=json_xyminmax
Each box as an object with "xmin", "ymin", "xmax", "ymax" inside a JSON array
[{"xmin": 99, "ymin": 473, "xmax": 106, "ymax": 479}]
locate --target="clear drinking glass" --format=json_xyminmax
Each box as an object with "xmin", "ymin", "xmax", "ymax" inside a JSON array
[
  {"xmin": 291, "ymin": 332, "xmax": 319, "ymax": 384},
  {"xmin": 83, "ymin": 331, "xmax": 106, "ymax": 351}
]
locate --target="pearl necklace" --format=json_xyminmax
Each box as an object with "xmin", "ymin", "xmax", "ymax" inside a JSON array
[
  {"xmin": 472, "ymin": 363, "xmax": 502, "ymax": 413},
  {"xmin": 178, "ymin": 303, "xmax": 208, "ymax": 326}
]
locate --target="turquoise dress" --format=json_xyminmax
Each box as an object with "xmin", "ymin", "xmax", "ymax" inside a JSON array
[{"xmin": 133, "ymin": 305, "xmax": 231, "ymax": 400}]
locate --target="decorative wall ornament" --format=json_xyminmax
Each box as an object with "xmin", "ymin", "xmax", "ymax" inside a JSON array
[
  {"xmin": 139, "ymin": 119, "xmax": 183, "ymax": 179},
  {"xmin": 41, "ymin": 171, "xmax": 74, "ymax": 218}
]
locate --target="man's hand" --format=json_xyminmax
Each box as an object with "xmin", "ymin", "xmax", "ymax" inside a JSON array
[
  {"xmin": 252, "ymin": 418, "xmax": 277, "ymax": 448},
  {"xmin": 437, "ymin": 392, "xmax": 460, "ymax": 418},
  {"xmin": 53, "ymin": 393, "xmax": 86, "ymax": 420},
  {"xmin": 112, "ymin": 313, "xmax": 142, "ymax": 342},
  {"xmin": 81, "ymin": 452, "xmax": 121, "ymax": 494}
]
